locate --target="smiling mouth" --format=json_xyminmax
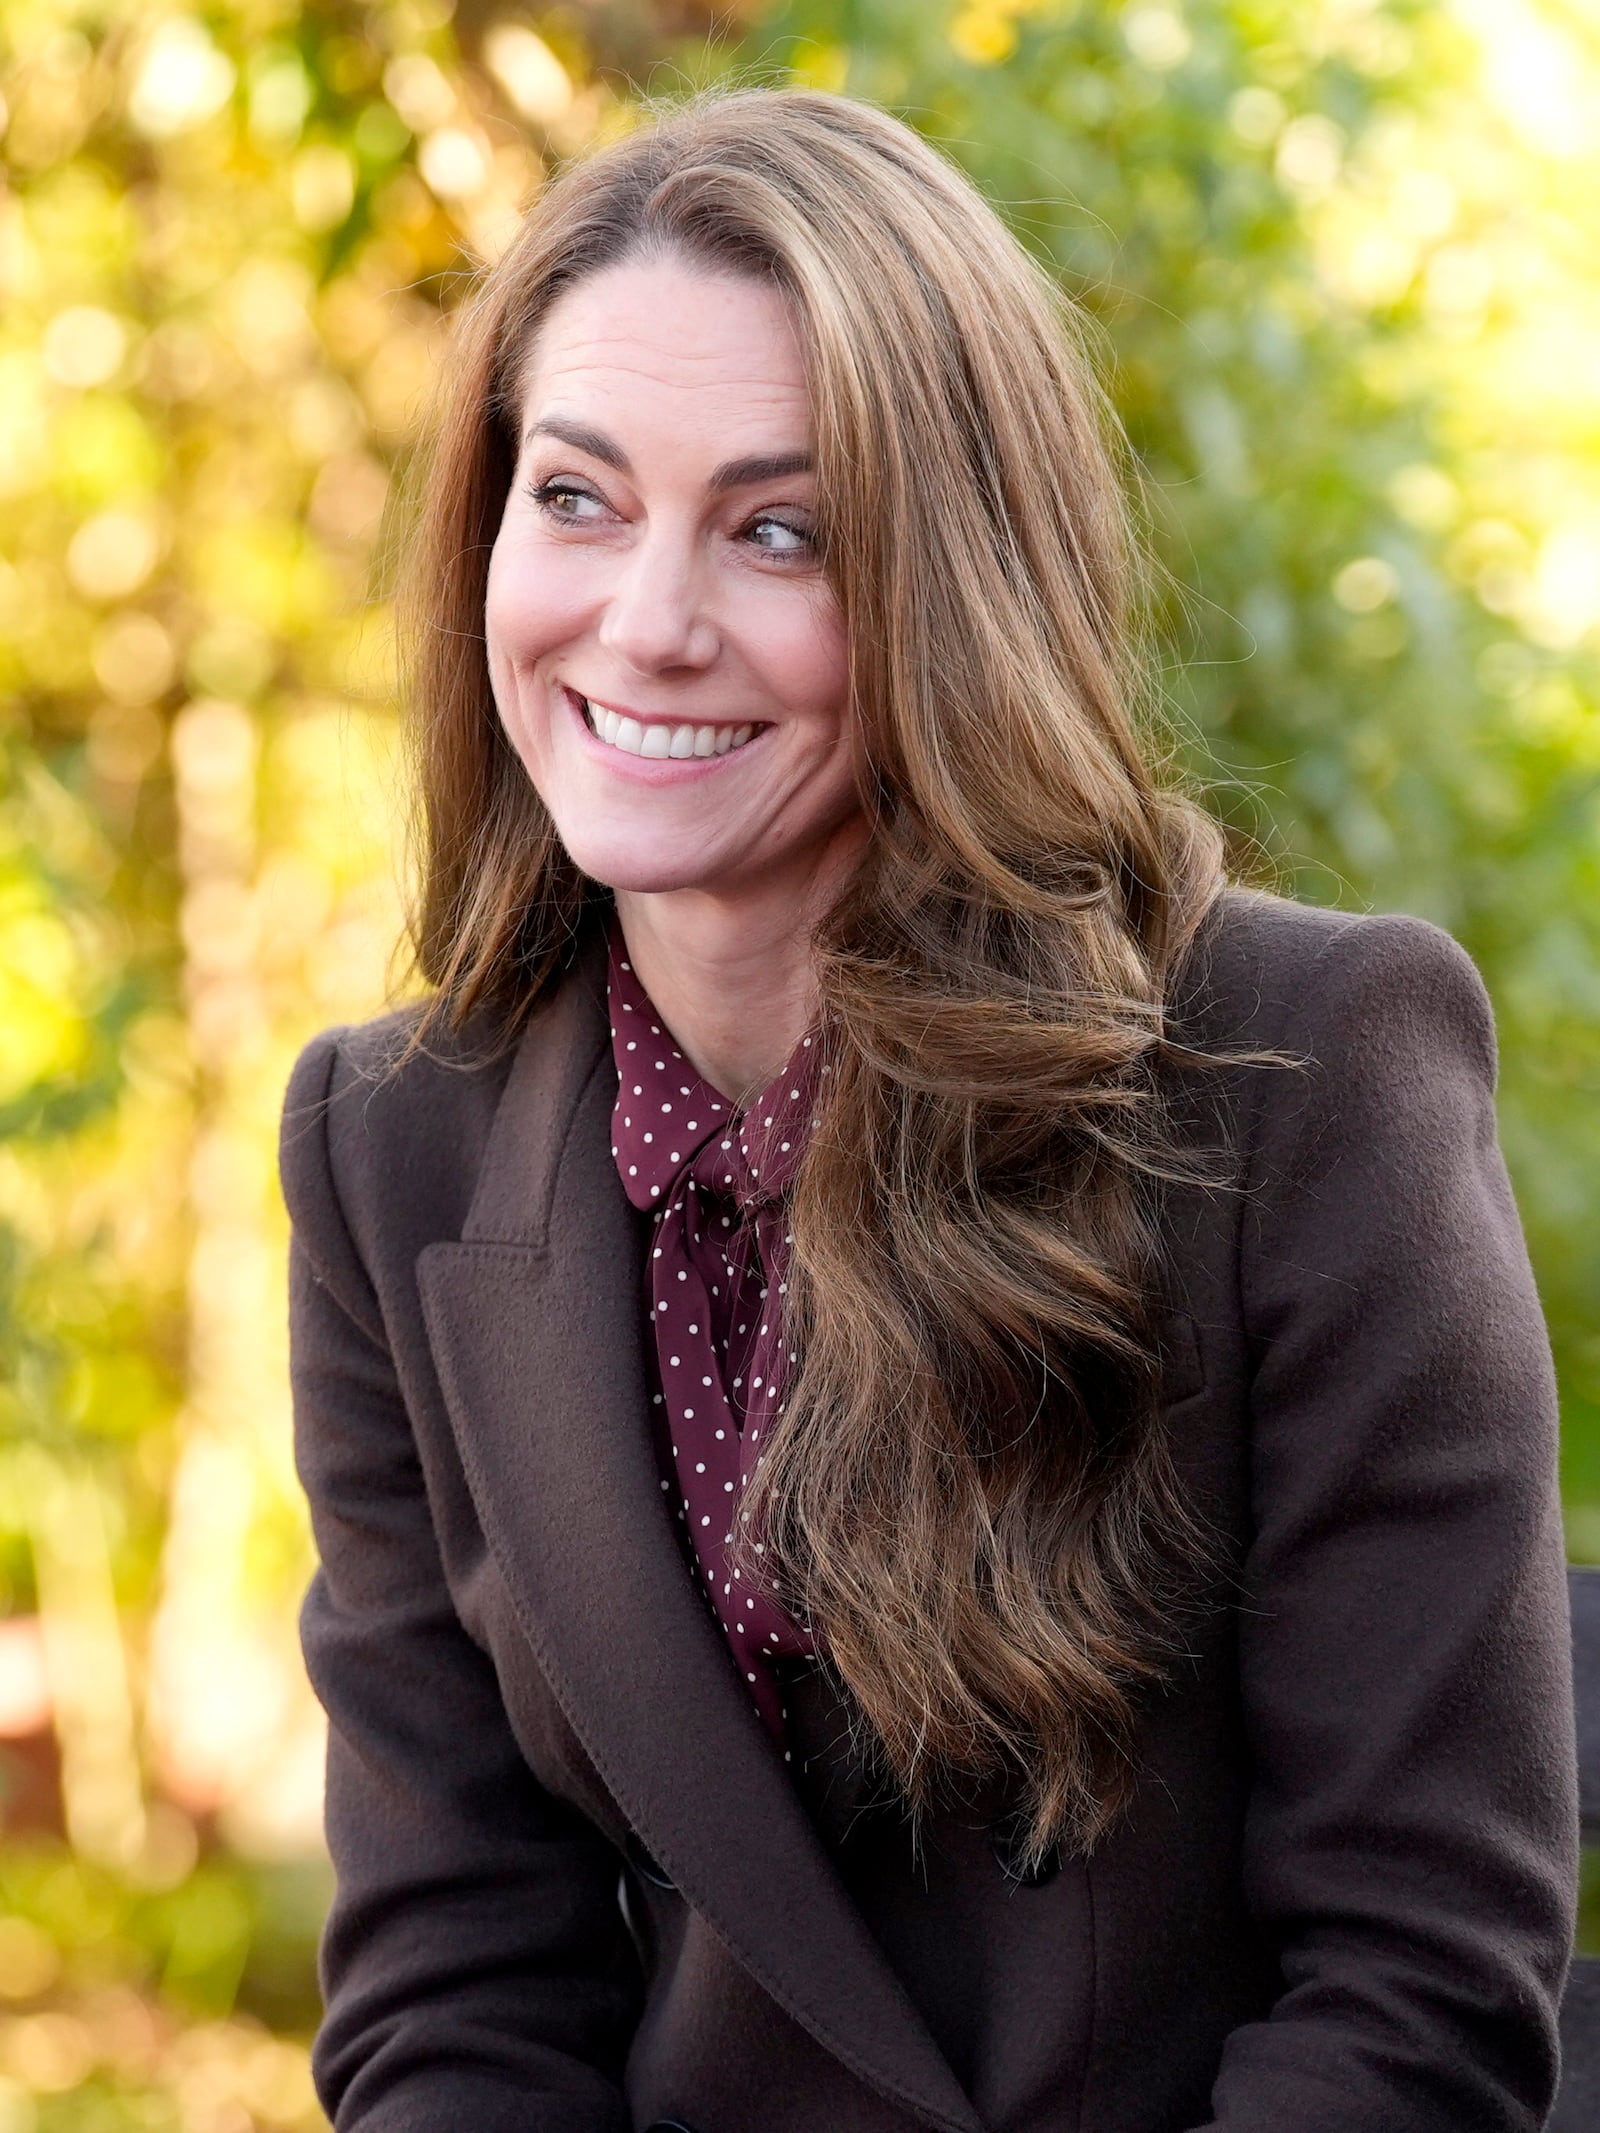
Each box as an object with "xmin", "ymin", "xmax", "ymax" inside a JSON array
[{"xmin": 571, "ymin": 688, "xmax": 765, "ymax": 761}]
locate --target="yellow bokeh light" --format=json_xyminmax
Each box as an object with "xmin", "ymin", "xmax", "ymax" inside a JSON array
[
  {"xmin": 950, "ymin": 7, "xmax": 1020, "ymax": 67},
  {"xmin": 1333, "ymin": 556, "xmax": 1400, "ymax": 613},
  {"xmin": 382, "ymin": 51, "xmax": 455, "ymax": 133},
  {"xmin": 418, "ymin": 125, "xmax": 489, "ymax": 201},
  {"xmin": 483, "ymin": 24, "xmax": 573, "ymax": 126},
  {"xmin": 65, "ymin": 508, "xmax": 161, "ymax": 601},
  {"xmin": 290, "ymin": 144, "xmax": 356, "ymax": 232},
  {"xmin": 1123, "ymin": 4, "xmax": 1193, "ymax": 71},
  {"xmin": 126, "ymin": 19, "xmax": 235, "ymax": 140},
  {"xmin": 41, "ymin": 306, "xmax": 126, "ymax": 389}
]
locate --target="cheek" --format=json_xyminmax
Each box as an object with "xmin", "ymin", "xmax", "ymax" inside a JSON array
[
  {"xmin": 484, "ymin": 528, "xmax": 591, "ymax": 671},
  {"xmin": 755, "ymin": 585, "xmax": 850, "ymax": 732},
  {"xmin": 483, "ymin": 536, "xmax": 599, "ymax": 781}
]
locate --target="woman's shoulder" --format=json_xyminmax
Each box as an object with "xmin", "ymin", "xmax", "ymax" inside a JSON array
[
  {"xmin": 1172, "ymin": 887, "xmax": 1503, "ymax": 1237},
  {"xmin": 283, "ymin": 997, "xmax": 517, "ymax": 1156},
  {"xmin": 279, "ymin": 998, "xmax": 520, "ymax": 1279},
  {"xmin": 1178, "ymin": 884, "xmax": 1495, "ymax": 1077}
]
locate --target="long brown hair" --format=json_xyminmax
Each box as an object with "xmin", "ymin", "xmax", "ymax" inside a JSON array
[{"xmin": 404, "ymin": 87, "xmax": 1226, "ymax": 1862}]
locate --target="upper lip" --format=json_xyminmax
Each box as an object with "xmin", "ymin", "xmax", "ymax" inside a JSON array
[{"xmin": 568, "ymin": 686, "xmax": 762, "ymax": 731}]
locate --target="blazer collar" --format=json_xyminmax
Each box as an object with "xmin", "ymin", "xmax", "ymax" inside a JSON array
[{"xmin": 416, "ymin": 935, "xmax": 981, "ymax": 2133}]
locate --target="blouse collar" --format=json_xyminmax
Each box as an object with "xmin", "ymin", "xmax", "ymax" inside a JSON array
[{"xmin": 606, "ymin": 925, "xmax": 822, "ymax": 1216}]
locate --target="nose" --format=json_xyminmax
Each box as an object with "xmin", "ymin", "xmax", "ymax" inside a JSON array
[{"xmin": 597, "ymin": 526, "xmax": 719, "ymax": 676}]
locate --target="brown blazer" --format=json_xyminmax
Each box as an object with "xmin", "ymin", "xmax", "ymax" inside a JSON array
[{"xmin": 281, "ymin": 887, "xmax": 1577, "ymax": 2133}]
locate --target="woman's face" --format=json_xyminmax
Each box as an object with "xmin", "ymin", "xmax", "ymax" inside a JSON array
[{"xmin": 486, "ymin": 253, "xmax": 859, "ymax": 905}]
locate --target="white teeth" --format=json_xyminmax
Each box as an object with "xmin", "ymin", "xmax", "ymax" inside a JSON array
[{"xmin": 581, "ymin": 695, "xmax": 761, "ymax": 761}]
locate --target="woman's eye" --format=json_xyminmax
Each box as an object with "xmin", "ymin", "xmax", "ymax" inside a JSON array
[
  {"xmin": 531, "ymin": 479, "xmax": 608, "ymax": 524},
  {"xmin": 745, "ymin": 514, "xmax": 814, "ymax": 557}
]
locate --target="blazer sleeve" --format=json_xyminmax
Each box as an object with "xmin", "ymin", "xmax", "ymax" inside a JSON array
[
  {"xmin": 1194, "ymin": 914, "xmax": 1578, "ymax": 2133},
  {"xmin": 282, "ymin": 1031, "xmax": 641, "ymax": 2133}
]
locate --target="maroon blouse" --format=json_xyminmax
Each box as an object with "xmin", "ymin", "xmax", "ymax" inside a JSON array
[{"xmin": 606, "ymin": 929, "xmax": 819, "ymax": 1748}]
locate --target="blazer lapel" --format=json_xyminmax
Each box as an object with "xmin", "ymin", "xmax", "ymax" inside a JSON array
[{"xmin": 416, "ymin": 948, "xmax": 981, "ymax": 2133}]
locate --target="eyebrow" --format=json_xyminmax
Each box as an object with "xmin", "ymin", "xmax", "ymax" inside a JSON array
[{"xmin": 525, "ymin": 417, "xmax": 813, "ymax": 494}]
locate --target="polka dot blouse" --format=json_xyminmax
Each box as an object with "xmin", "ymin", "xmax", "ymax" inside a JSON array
[{"xmin": 607, "ymin": 927, "xmax": 820, "ymax": 1749}]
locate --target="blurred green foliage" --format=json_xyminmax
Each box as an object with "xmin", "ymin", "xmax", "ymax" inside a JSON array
[{"xmin": 1, "ymin": 0, "xmax": 1597, "ymax": 2122}]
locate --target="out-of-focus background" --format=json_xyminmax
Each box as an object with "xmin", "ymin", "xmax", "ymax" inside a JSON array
[{"xmin": 0, "ymin": 0, "xmax": 1596, "ymax": 2123}]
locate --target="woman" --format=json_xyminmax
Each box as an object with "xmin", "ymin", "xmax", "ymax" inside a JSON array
[{"xmin": 281, "ymin": 89, "xmax": 1576, "ymax": 2133}]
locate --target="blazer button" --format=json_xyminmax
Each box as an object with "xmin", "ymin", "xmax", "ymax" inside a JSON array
[
  {"xmin": 990, "ymin": 1811, "xmax": 1063, "ymax": 1888},
  {"xmin": 625, "ymin": 1828, "xmax": 676, "ymax": 1891}
]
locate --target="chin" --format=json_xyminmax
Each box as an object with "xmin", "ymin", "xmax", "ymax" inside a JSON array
[{"xmin": 561, "ymin": 833, "xmax": 728, "ymax": 898}]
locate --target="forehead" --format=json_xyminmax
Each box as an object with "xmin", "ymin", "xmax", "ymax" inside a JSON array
[{"xmin": 519, "ymin": 255, "xmax": 813, "ymax": 440}]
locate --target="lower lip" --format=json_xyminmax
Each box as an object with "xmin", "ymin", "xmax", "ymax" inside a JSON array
[{"xmin": 565, "ymin": 687, "xmax": 767, "ymax": 782}]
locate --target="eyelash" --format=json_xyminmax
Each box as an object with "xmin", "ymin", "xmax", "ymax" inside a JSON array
[{"xmin": 527, "ymin": 478, "xmax": 815, "ymax": 559}]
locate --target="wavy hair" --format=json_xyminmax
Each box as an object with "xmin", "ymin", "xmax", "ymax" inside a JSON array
[{"xmin": 404, "ymin": 87, "xmax": 1226, "ymax": 1862}]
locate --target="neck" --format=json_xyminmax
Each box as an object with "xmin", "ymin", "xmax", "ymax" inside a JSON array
[{"xmin": 614, "ymin": 822, "xmax": 865, "ymax": 1102}]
